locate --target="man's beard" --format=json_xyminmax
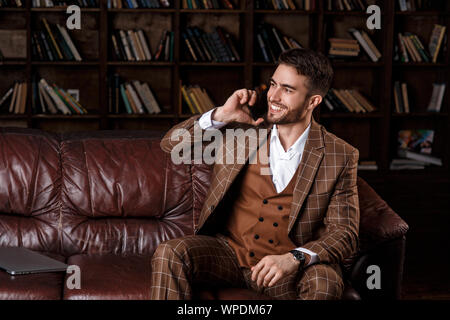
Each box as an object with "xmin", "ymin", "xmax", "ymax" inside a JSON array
[{"xmin": 263, "ymin": 99, "xmax": 308, "ymax": 125}]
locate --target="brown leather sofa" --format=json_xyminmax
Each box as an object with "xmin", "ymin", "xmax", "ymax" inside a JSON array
[{"xmin": 0, "ymin": 127, "xmax": 409, "ymax": 300}]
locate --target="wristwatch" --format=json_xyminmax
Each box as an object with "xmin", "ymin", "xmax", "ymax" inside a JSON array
[{"xmin": 289, "ymin": 249, "xmax": 306, "ymax": 268}]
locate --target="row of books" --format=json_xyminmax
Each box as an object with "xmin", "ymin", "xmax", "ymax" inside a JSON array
[
  {"xmin": 108, "ymin": 74, "xmax": 161, "ymax": 114},
  {"xmin": 32, "ymin": 77, "xmax": 88, "ymax": 114},
  {"xmin": 326, "ymin": 0, "xmax": 369, "ymax": 11},
  {"xmin": 392, "ymin": 81, "xmax": 447, "ymax": 113},
  {"xmin": 393, "ymin": 81, "xmax": 411, "ymax": 113},
  {"xmin": 329, "ymin": 29, "xmax": 381, "ymax": 62},
  {"xmin": 358, "ymin": 160, "xmax": 378, "ymax": 171},
  {"xmin": 111, "ymin": 29, "xmax": 173, "ymax": 62},
  {"xmin": 0, "ymin": 81, "xmax": 27, "ymax": 114},
  {"xmin": 107, "ymin": 0, "xmax": 170, "ymax": 8},
  {"xmin": 181, "ymin": 84, "xmax": 215, "ymax": 114},
  {"xmin": 182, "ymin": 26, "xmax": 240, "ymax": 62},
  {"xmin": 395, "ymin": 26, "xmax": 446, "ymax": 64},
  {"xmin": 31, "ymin": 18, "xmax": 82, "ymax": 61},
  {"xmin": 0, "ymin": 0, "xmax": 22, "ymax": 7},
  {"xmin": 181, "ymin": 0, "xmax": 235, "ymax": 9},
  {"xmin": 323, "ymin": 89, "xmax": 377, "ymax": 113},
  {"xmin": 397, "ymin": 0, "xmax": 446, "ymax": 11},
  {"xmin": 255, "ymin": 0, "xmax": 315, "ymax": 10},
  {"xmin": 256, "ymin": 23, "xmax": 302, "ymax": 63},
  {"xmin": 32, "ymin": 0, "xmax": 98, "ymax": 7}
]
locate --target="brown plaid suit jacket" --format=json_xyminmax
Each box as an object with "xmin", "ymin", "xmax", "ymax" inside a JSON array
[{"xmin": 160, "ymin": 114, "xmax": 360, "ymax": 266}]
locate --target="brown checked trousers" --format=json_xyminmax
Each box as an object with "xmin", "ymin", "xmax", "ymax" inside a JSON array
[{"xmin": 151, "ymin": 115, "xmax": 359, "ymax": 300}]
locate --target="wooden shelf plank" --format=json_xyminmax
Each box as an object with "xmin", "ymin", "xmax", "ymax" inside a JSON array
[
  {"xmin": 31, "ymin": 8, "xmax": 100, "ymax": 12},
  {"xmin": 108, "ymin": 8, "xmax": 175, "ymax": 13},
  {"xmin": 107, "ymin": 114, "xmax": 176, "ymax": 119},
  {"xmin": 32, "ymin": 114, "xmax": 101, "ymax": 119},
  {"xmin": 320, "ymin": 113, "xmax": 383, "ymax": 119},
  {"xmin": 254, "ymin": 10, "xmax": 316, "ymax": 14},
  {"xmin": 180, "ymin": 9, "xmax": 245, "ymax": 14},
  {"xmin": 107, "ymin": 61, "xmax": 174, "ymax": 66}
]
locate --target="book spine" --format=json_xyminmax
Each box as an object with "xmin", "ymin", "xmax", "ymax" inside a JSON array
[
  {"xmin": 120, "ymin": 83, "xmax": 134, "ymax": 113},
  {"xmin": 42, "ymin": 18, "xmax": 64, "ymax": 60},
  {"xmin": 348, "ymin": 28, "xmax": 378, "ymax": 62}
]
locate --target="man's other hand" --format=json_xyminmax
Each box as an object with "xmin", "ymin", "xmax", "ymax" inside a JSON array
[{"xmin": 250, "ymin": 253, "xmax": 301, "ymax": 288}]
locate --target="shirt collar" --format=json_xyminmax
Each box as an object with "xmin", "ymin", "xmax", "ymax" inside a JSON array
[{"xmin": 270, "ymin": 122, "xmax": 311, "ymax": 159}]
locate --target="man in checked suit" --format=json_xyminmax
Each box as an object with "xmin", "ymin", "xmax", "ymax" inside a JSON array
[{"xmin": 151, "ymin": 48, "xmax": 360, "ymax": 300}]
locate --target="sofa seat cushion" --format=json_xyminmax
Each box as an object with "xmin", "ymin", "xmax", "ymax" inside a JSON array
[
  {"xmin": 0, "ymin": 252, "xmax": 66, "ymax": 300},
  {"xmin": 63, "ymin": 254, "xmax": 151, "ymax": 300}
]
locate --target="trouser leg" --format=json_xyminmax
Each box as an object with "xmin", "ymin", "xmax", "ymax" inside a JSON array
[{"xmin": 150, "ymin": 235, "xmax": 246, "ymax": 300}]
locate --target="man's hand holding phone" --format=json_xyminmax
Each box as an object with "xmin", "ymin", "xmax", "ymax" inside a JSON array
[{"xmin": 212, "ymin": 89, "xmax": 265, "ymax": 126}]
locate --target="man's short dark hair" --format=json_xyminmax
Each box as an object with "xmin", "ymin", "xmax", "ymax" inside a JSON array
[{"xmin": 277, "ymin": 48, "xmax": 333, "ymax": 97}]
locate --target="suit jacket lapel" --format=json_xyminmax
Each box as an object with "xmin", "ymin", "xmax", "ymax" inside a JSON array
[
  {"xmin": 197, "ymin": 123, "xmax": 272, "ymax": 231},
  {"xmin": 287, "ymin": 119, "xmax": 325, "ymax": 234}
]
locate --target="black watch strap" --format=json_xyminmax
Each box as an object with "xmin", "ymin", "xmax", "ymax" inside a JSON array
[{"xmin": 289, "ymin": 249, "xmax": 306, "ymax": 268}]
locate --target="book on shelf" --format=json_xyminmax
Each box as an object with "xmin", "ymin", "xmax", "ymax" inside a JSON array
[
  {"xmin": 108, "ymin": 0, "xmax": 170, "ymax": 9},
  {"xmin": 181, "ymin": 84, "xmax": 215, "ymax": 114},
  {"xmin": 32, "ymin": 0, "xmax": 99, "ymax": 7},
  {"xmin": 256, "ymin": 23, "xmax": 302, "ymax": 63},
  {"xmin": 397, "ymin": 129, "xmax": 442, "ymax": 166},
  {"xmin": 348, "ymin": 28, "xmax": 381, "ymax": 62},
  {"xmin": 328, "ymin": 38, "xmax": 360, "ymax": 58},
  {"xmin": 182, "ymin": 26, "xmax": 240, "ymax": 63},
  {"xmin": 181, "ymin": 0, "xmax": 235, "ymax": 9},
  {"xmin": 31, "ymin": 19, "xmax": 82, "ymax": 61},
  {"xmin": 393, "ymin": 81, "xmax": 410, "ymax": 113},
  {"xmin": 395, "ymin": 27, "xmax": 446, "ymax": 64},
  {"xmin": 0, "ymin": 81, "xmax": 27, "ymax": 114},
  {"xmin": 429, "ymin": 25, "xmax": 447, "ymax": 64},
  {"xmin": 113, "ymin": 29, "xmax": 171, "ymax": 62},
  {"xmin": 326, "ymin": 0, "xmax": 369, "ymax": 11},
  {"xmin": 0, "ymin": 29, "xmax": 27, "ymax": 59},
  {"xmin": 390, "ymin": 158, "xmax": 431, "ymax": 170},
  {"xmin": 397, "ymin": 0, "xmax": 447, "ymax": 11},
  {"xmin": 108, "ymin": 74, "xmax": 161, "ymax": 114},
  {"xmin": 31, "ymin": 76, "xmax": 88, "ymax": 115},
  {"xmin": 398, "ymin": 129, "xmax": 434, "ymax": 154},
  {"xmin": 0, "ymin": 0, "xmax": 24, "ymax": 7},
  {"xmin": 323, "ymin": 89, "xmax": 376, "ymax": 113},
  {"xmin": 358, "ymin": 160, "xmax": 378, "ymax": 171},
  {"xmin": 426, "ymin": 83, "xmax": 446, "ymax": 112},
  {"xmin": 255, "ymin": 0, "xmax": 315, "ymax": 10}
]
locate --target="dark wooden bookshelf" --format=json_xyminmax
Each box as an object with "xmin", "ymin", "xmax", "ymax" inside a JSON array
[{"xmin": 0, "ymin": 0, "xmax": 449, "ymax": 180}]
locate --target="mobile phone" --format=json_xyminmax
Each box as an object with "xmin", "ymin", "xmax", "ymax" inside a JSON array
[{"xmin": 249, "ymin": 87, "xmax": 268, "ymax": 121}]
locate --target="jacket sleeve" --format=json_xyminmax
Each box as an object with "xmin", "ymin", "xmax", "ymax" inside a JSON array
[{"xmin": 301, "ymin": 148, "xmax": 360, "ymax": 265}]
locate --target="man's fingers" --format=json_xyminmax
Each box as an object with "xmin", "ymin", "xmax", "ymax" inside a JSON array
[
  {"xmin": 248, "ymin": 91, "xmax": 257, "ymax": 106},
  {"xmin": 252, "ymin": 117, "xmax": 264, "ymax": 126},
  {"xmin": 251, "ymin": 261, "xmax": 264, "ymax": 282},
  {"xmin": 263, "ymin": 269, "xmax": 277, "ymax": 287},
  {"xmin": 268, "ymin": 272, "xmax": 282, "ymax": 288},
  {"xmin": 256, "ymin": 266, "xmax": 270, "ymax": 287}
]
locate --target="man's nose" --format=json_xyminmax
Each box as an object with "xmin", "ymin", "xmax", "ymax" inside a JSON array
[{"xmin": 269, "ymin": 87, "xmax": 281, "ymax": 102}]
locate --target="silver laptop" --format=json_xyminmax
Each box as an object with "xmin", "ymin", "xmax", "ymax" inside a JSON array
[{"xmin": 0, "ymin": 247, "xmax": 68, "ymax": 275}]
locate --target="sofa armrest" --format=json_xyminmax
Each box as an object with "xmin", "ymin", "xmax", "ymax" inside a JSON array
[
  {"xmin": 348, "ymin": 236, "xmax": 406, "ymax": 299},
  {"xmin": 357, "ymin": 177, "xmax": 409, "ymax": 251}
]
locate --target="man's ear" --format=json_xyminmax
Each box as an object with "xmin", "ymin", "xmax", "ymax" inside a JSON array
[{"xmin": 307, "ymin": 95, "xmax": 323, "ymax": 111}]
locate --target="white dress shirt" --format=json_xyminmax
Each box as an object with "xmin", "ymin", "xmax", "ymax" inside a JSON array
[{"xmin": 198, "ymin": 108, "xmax": 319, "ymax": 266}]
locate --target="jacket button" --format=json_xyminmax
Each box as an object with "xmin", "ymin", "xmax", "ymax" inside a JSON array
[
  {"xmin": 273, "ymin": 222, "xmax": 278, "ymax": 227},
  {"xmin": 278, "ymin": 205, "xmax": 283, "ymax": 210},
  {"xmin": 259, "ymin": 217, "xmax": 264, "ymax": 222},
  {"xmin": 249, "ymin": 252, "xmax": 255, "ymax": 257},
  {"xmin": 210, "ymin": 205, "xmax": 215, "ymax": 211},
  {"xmin": 268, "ymin": 239, "xmax": 274, "ymax": 244},
  {"xmin": 263, "ymin": 199, "xmax": 268, "ymax": 204},
  {"xmin": 254, "ymin": 234, "xmax": 259, "ymax": 239}
]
